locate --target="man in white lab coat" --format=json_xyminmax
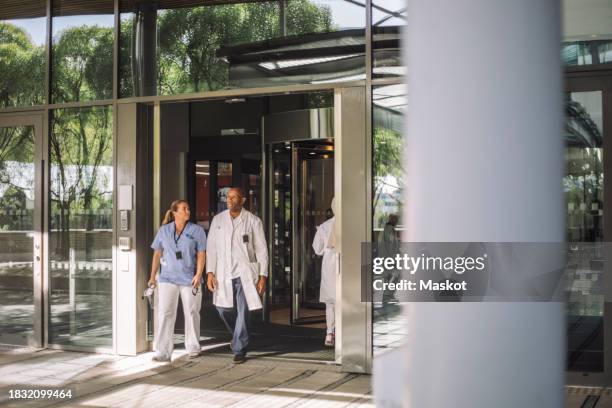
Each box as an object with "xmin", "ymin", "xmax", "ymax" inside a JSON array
[
  {"xmin": 206, "ymin": 187, "xmax": 268, "ymax": 364},
  {"xmin": 312, "ymin": 198, "xmax": 337, "ymax": 347}
]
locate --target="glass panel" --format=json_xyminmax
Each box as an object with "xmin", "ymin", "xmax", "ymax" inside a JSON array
[
  {"xmin": 216, "ymin": 161, "xmax": 233, "ymax": 214},
  {"xmin": 372, "ymin": 84, "xmax": 406, "ymax": 354},
  {"xmin": 49, "ymin": 106, "xmax": 113, "ymax": 347},
  {"xmin": 295, "ymin": 145, "xmax": 333, "ymax": 322},
  {"xmin": 563, "ymin": 1, "xmax": 612, "ymax": 66},
  {"xmin": 0, "ymin": 1, "xmax": 46, "ymax": 107},
  {"xmin": 372, "ymin": 0, "xmax": 406, "ymax": 79},
  {"xmin": 565, "ymin": 91, "xmax": 604, "ymax": 371},
  {"xmin": 52, "ymin": 0, "xmax": 114, "ymax": 103},
  {"xmin": 269, "ymin": 144, "xmax": 292, "ymax": 319},
  {"xmin": 120, "ymin": 0, "xmax": 365, "ymax": 97},
  {"xmin": 0, "ymin": 125, "xmax": 36, "ymax": 344},
  {"xmin": 563, "ymin": 41, "xmax": 612, "ymax": 66},
  {"xmin": 241, "ymin": 158, "xmax": 261, "ymax": 217},
  {"xmin": 195, "ymin": 160, "xmax": 211, "ymax": 229}
]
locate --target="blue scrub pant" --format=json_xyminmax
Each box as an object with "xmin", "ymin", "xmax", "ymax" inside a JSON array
[{"xmin": 216, "ymin": 277, "xmax": 249, "ymax": 356}]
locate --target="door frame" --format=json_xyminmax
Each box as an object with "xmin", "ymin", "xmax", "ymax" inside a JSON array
[
  {"xmin": 565, "ymin": 71, "xmax": 612, "ymax": 386},
  {"xmin": 0, "ymin": 111, "xmax": 45, "ymax": 348},
  {"xmin": 152, "ymin": 85, "xmax": 370, "ymax": 372}
]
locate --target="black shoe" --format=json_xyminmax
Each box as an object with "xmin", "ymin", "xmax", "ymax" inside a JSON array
[{"xmin": 233, "ymin": 354, "xmax": 246, "ymax": 364}]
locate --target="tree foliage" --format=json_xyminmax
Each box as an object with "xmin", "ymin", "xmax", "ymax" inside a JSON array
[
  {"xmin": 52, "ymin": 25, "xmax": 113, "ymax": 102},
  {"xmin": 0, "ymin": 22, "xmax": 44, "ymax": 107},
  {"xmin": 50, "ymin": 106, "xmax": 113, "ymax": 258},
  {"xmin": 373, "ymin": 123, "xmax": 404, "ymax": 228}
]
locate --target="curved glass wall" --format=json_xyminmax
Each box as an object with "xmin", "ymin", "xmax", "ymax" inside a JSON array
[
  {"xmin": 0, "ymin": 1, "xmax": 46, "ymax": 107},
  {"xmin": 120, "ymin": 0, "xmax": 365, "ymax": 97},
  {"xmin": 49, "ymin": 106, "xmax": 113, "ymax": 348},
  {"xmin": 52, "ymin": 0, "xmax": 114, "ymax": 103}
]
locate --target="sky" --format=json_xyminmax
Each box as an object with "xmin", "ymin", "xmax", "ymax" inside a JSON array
[{"xmin": 6, "ymin": 15, "xmax": 113, "ymax": 46}]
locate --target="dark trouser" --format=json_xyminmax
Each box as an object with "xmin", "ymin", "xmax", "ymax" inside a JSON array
[{"xmin": 216, "ymin": 277, "xmax": 249, "ymax": 356}]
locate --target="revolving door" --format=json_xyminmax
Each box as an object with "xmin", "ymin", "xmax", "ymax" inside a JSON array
[{"xmin": 267, "ymin": 141, "xmax": 334, "ymax": 325}]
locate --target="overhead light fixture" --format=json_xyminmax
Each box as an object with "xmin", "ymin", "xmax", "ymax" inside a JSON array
[
  {"xmin": 259, "ymin": 54, "xmax": 360, "ymax": 71},
  {"xmin": 225, "ymin": 98, "xmax": 245, "ymax": 103}
]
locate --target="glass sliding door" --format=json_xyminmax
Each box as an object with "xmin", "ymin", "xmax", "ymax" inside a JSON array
[
  {"xmin": 49, "ymin": 106, "xmax": 113, "ymax": 348},
  {"xmin": 0, "ymin": 114, "xmax": 43, "ymax": 347}
]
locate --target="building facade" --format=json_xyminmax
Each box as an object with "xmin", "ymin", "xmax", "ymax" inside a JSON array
[{"xmin": 0, "ymin": 0, "xmax": 611, "ymax": 383}]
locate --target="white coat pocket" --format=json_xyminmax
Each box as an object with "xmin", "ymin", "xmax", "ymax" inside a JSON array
[{"xmin": 248, "ymin": 262, "xmax": 259, "ymax": 284}]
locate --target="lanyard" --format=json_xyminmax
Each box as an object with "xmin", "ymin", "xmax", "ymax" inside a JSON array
[{"xmin": 174, "ymin": 222, "xmax": 187, "ymax": 246}]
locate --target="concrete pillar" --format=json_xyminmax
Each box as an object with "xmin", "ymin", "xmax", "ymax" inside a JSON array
[{"xmin": 374, "ymin": 0, "xmax": 565, "ymax": 406}]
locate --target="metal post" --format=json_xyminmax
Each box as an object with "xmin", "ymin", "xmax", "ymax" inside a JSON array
[
  {"xmin": 279, "ymin": 0, "xmax": 286, "ymax": 37},
  {"xmin": 374, "ymin": 0, "xmax": 565, "ymax": 406},
  {"xmin": 69, "ymin": 248, "xmax": 77, "ymax": 336}
]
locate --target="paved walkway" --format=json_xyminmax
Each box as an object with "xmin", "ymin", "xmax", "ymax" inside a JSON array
[{"xmin": 0, "ymin": 347, "xmax": 373, "ymax": 408}]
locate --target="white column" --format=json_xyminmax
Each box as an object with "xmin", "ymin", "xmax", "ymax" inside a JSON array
[{"xmin": 375, "ymin": 0, "xmax": 565, "ymax": 407}]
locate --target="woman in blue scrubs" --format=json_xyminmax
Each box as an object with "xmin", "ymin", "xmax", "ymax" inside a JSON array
[{"xmin": 148, "ymin": 200, "xmax": 207, "ymax": 362}]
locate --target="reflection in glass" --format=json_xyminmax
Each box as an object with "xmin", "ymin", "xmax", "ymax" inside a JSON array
[
  {"xmin": 565, "ymin": 91, "xmax": 604, "ymax": 372},
  {"xmin": 563, "ymin": 1, "xmax": 612, "ymax": 67},
  {"xmin": 372, "ymin": 84, "xmax": 406, "ymax": 353},
  {"xmin": 216, "ymin": 161, "xmax": 233, "ymax": 213},
  {"xmin": 372, "ymin": 0, "xmax": 405, "ymax": 79},
  {"xmin": 0, "ymin": 126, "xmax": 36, "ymax": 344},
  {"xmin": 270, "ymin": 145, "xmax": 292, "ymax": 312},
  {"xmin": 52, "ymin": 0, "xmax": 114, "ymax": 103},
  {"xmin": 49, "ymin": 106, "xmax": 113, "ymax": 347},
  {"xmin": 563, "ymin": 41, "xmax": 612, "ymax": 66},
  {"xmin": 0, "ymin": 1, "xmax": 46, "ymax": 107},
  {"xmin": 195, "ymin": 160, "xmax": 211, "ymax": 229},
  {"xmin": 120, "ymin": 0, "xmax": 365, "ymax": 97},
  {"xmin": 241, "ymin": 158, "xmax": 261, "ymax": 217},
  {"xmin": 295, "ymin": 145, "xmax": 334, "ymax": 323}
]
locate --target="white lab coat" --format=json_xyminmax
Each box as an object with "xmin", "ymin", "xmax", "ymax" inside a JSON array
[
  {"xmin": 313, "ymin": 217, "xmax": 337, "ymax": 303},
  {"xmin": 206, "ymin": 209, "xmax": 268, "ymax": 311}
]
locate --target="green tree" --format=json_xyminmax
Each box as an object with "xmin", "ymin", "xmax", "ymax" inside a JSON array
[
  {"xmin": 52, "ymin": 25, "xmax": 113, "ymax": 103},
  {"xmin": 0, "ymin": 22, "xmax": 45, "ymax": 107},
  {"xmin": 373, "ymin": 124, "xmax": 404, "ymax": 226},
  {"xmin": 50, "ymin": 107, "xmax": 113, "ymax": 259}
]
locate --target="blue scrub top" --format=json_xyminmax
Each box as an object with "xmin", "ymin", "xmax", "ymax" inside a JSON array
[{"xmin": 151, "ymin": 221, "xmax": 207, "ymax": 286}]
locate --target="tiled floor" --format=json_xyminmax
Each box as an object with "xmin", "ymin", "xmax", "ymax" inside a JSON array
[
  {"xmin": 373, "ymin": 303, "xmax": 407, "ymax": 353},
  {"xmin": 0, "ymin": 347, "xmax": 372, "ymax": 408}
]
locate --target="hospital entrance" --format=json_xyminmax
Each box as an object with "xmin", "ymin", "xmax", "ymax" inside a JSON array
[{"xmin": 158, "ymin": 91, "xmax": 337, "ymax": 362}]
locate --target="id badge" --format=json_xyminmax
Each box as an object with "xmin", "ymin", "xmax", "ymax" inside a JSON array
[
  {"xmin": 175, "ymin": 251, "xmax": 183, "ymax": 260},
  {"xmin": 242, "ymin": 234, "xmax": 249, "ymax": 243}
]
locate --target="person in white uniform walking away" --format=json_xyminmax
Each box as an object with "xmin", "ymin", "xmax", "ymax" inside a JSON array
[
  {"xmin": 206, "ymin": 187, "xmax": 268, "ymax": 364},
  {"xmin": 148, "ymin": 200, "xmax": 207, "ymax": 362},
  {"xmin": 312, "ymin": 198, "xmax": 338, "ymax": 347}
]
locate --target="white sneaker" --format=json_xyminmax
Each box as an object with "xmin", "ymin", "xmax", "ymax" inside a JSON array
[{"xmin": 324, "ymin": 333, "xmax": 335, "ymax": 347}]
